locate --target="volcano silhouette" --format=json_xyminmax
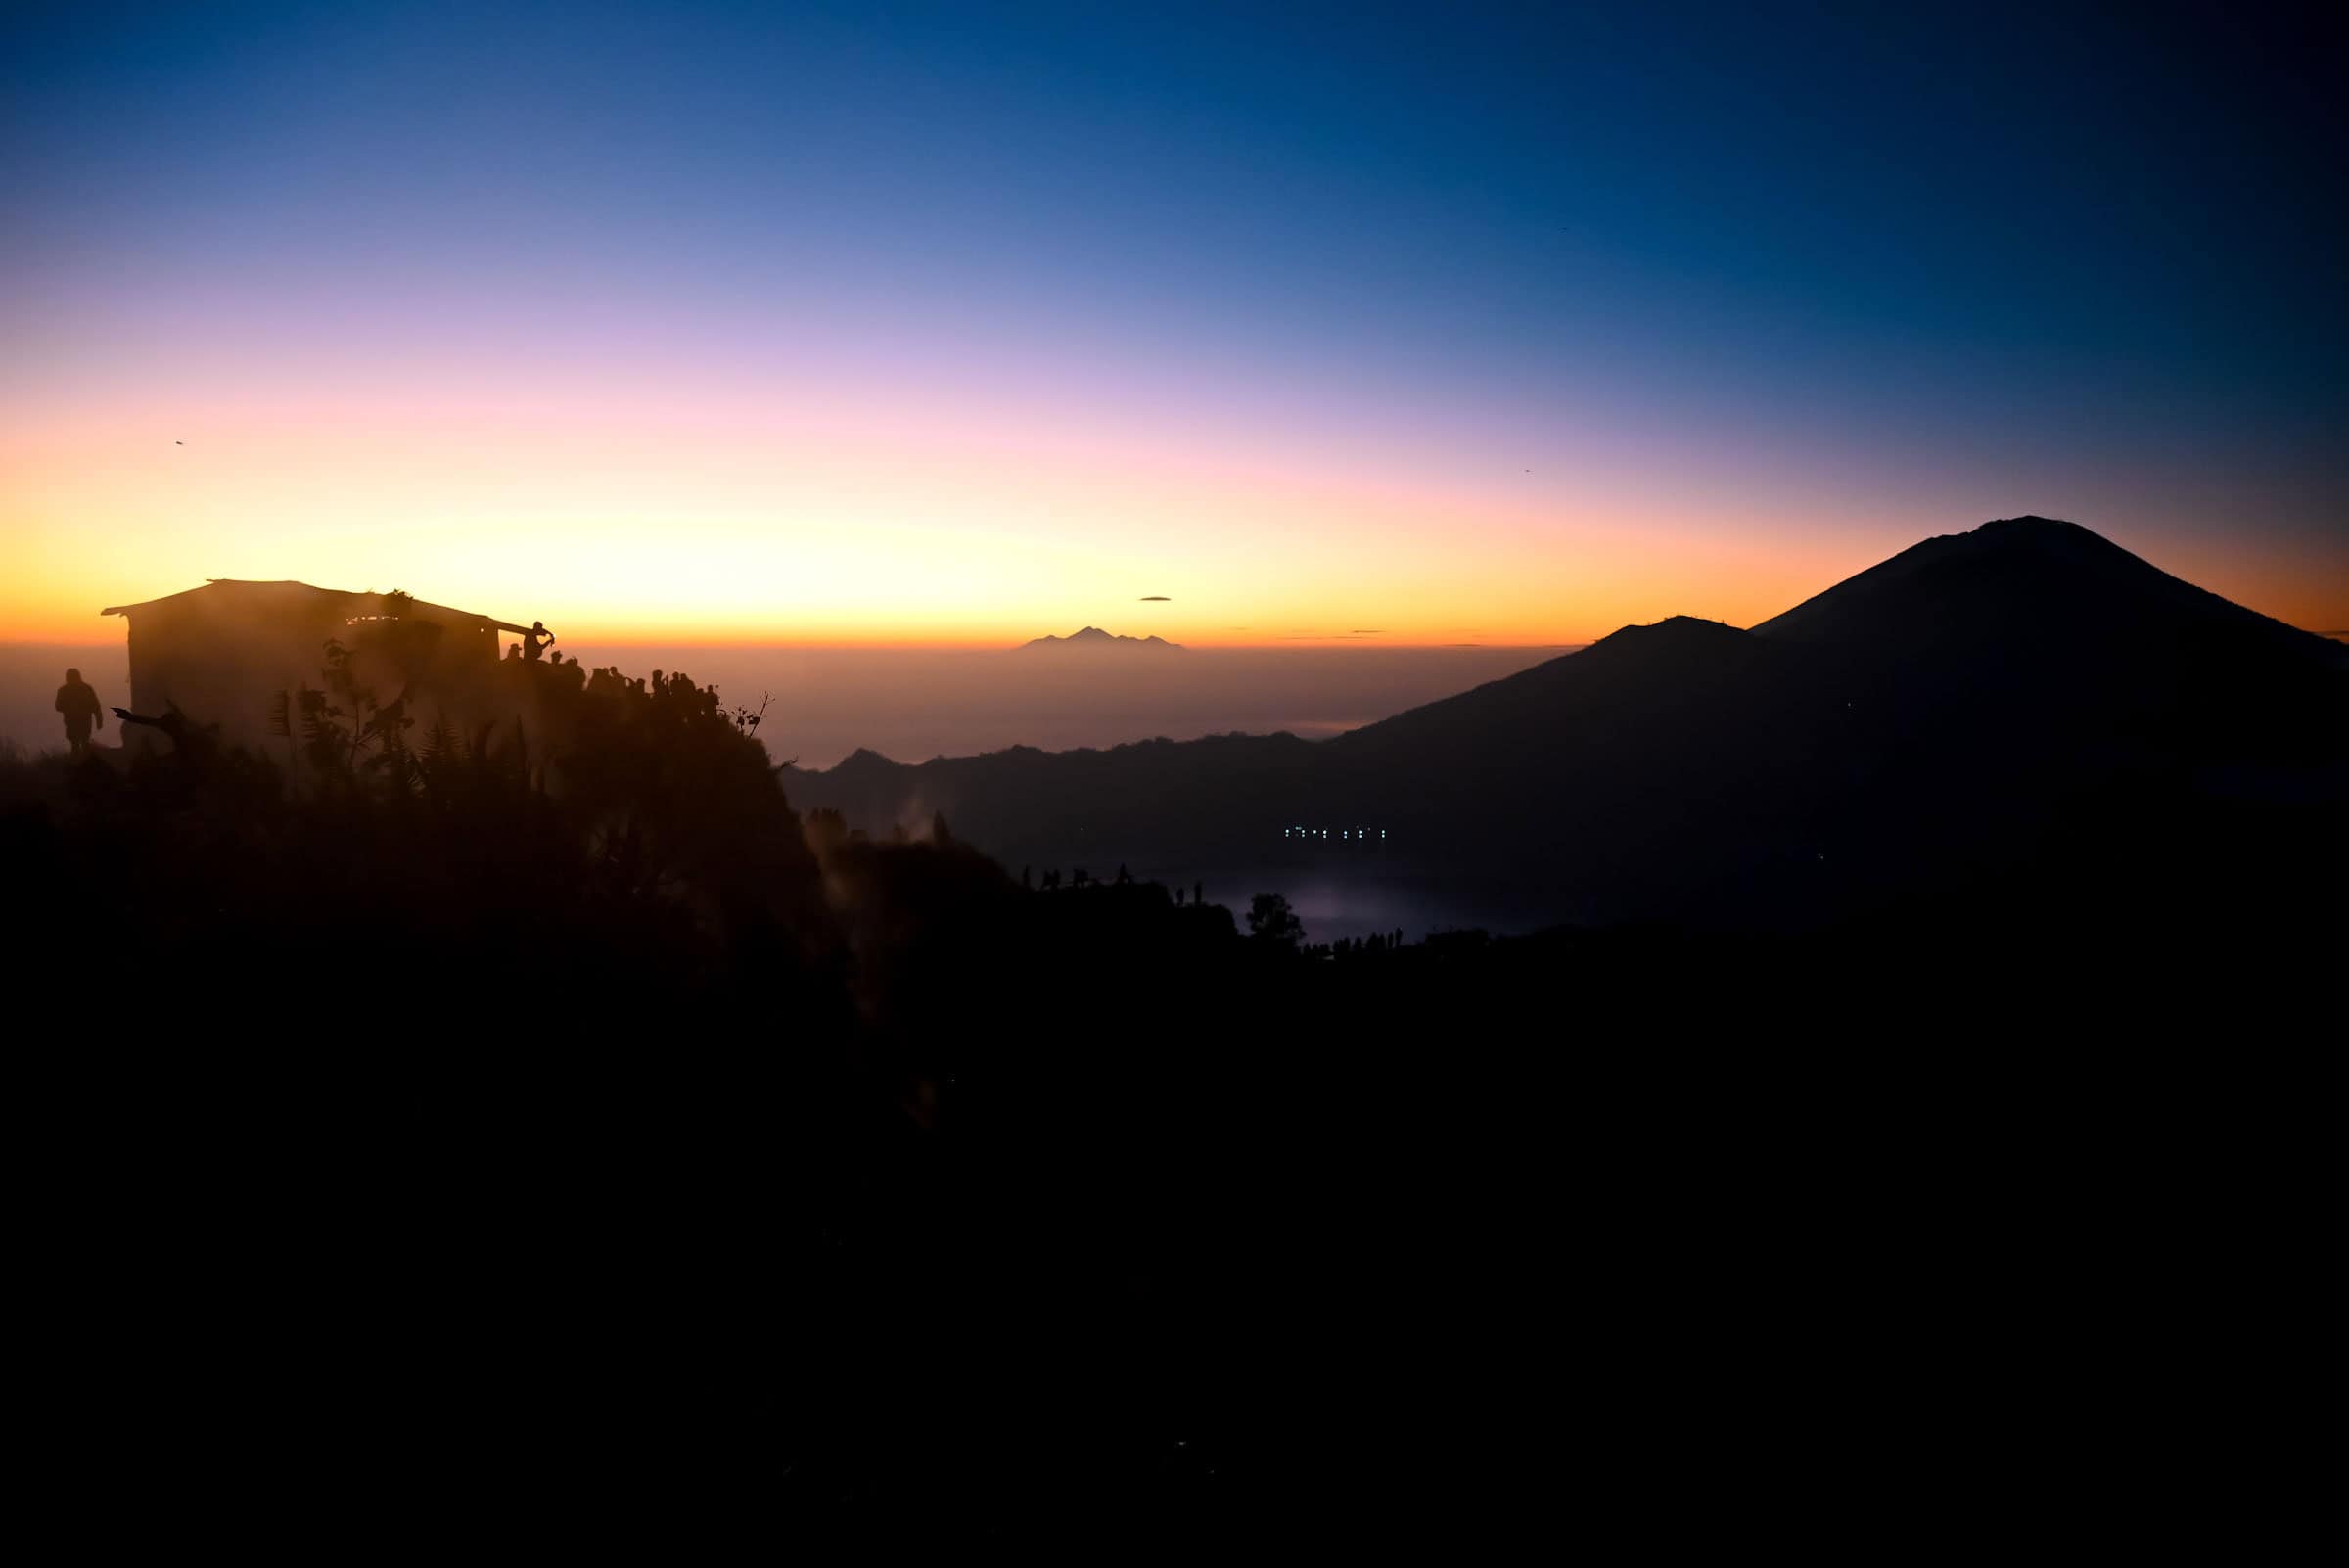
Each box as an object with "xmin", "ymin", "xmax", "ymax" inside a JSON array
[
  {"xmin": 787, "ymin": 518, "xmax": 2348, "ymax": 929},
  {"xmin": 1019, "ymin": 626, "xmax": 1184, "ymax": 652}
]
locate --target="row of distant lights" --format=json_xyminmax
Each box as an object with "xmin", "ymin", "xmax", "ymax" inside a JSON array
[{"xmin": 1284, "ymin": 826, "xmax": 1388, "ymax": 840}]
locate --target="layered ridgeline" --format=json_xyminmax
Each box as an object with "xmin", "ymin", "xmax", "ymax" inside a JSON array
[{"xmin": 782, "ymin": 518, "xmax": 2349, "ymax": 930}]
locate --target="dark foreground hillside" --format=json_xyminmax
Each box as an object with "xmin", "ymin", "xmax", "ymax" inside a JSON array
[{"xmin": 6, "ymin": 635, "xmax": 2334, "ymax": 1545}]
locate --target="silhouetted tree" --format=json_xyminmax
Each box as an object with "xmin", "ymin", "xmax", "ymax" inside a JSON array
[{"xmin": 1247, "ymin": 892, "xmax": 1304, "ymax": 950}]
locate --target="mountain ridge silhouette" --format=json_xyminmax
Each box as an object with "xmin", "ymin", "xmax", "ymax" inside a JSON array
[
  {"xmin": 1752, "ymin": 514, "xmax": 2335, "ymax": 658},
  {"xmin": 783, "ymin": 517, "xmax": 2348, "ymax": 929},
  {"xmin": 1020, "ymin": 626, "xmax": 1184, "ymax": 651}
]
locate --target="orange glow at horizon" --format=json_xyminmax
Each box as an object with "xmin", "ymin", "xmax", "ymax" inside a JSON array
[
  {"xmin": 8, "ymin": 4, "xmax": 2348, "ymax": 663},
  {"xmin": 5, "ymin": 381, "xmax": 2342, "ymax": 649}
]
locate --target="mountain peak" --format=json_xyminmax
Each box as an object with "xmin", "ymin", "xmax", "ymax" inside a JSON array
[
  {"xmin": 1601, "ymin": 614, "xmax": 1746, "ymax": 641},
  {"xmin": 1976, "ymin": 514, "xmax": 2084, "ymax": 533},
  {"xmin": 1580, "ymin": 615, "xmax": 1754, "ymax": 658},
  {"xmin": 1966, "ymin": 513, "xmax": 2142, "ymax": 559},
  {"xmin": 1748, "ymin": 514, "xmax": 2343, "ymax": 676},
  {"xmin": 1019, "ymin": 627, "xmax": 1184, "ymax": 651},
  {"xmin": 1748, "ymin": 516, "xmax": 2145, "ymax": 643}
]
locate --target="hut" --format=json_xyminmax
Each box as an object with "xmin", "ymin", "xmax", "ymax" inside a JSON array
[{"xmin": 100, "ymin": 580, "xmax": 534, "ymax": 758}]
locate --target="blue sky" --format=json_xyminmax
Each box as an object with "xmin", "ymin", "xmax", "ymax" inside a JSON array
[{"xmin": 6, "ymin": 1, "xmax": 2343, "ymax": 638}]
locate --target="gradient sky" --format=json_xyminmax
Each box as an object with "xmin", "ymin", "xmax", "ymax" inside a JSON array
[{"xmin": 5, "ymin": 1, "xmax": 2344, "ymax": 644}]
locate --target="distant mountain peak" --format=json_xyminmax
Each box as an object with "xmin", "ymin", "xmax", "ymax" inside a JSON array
[
  {"xmin": 1577, "ymin": 615, "xmax": 1755, "ymax": 662},
  {"xmin": 1019, "ymin": 627, "xmax": 1184, "ymax": 651},
  {"xmin": 1598, "ymin": 614, "xmax": 1746, "ymax": 642}
]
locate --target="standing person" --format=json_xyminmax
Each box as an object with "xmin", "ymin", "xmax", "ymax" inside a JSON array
[
  {"xmin": 522, "ymin": 621, "xmax": 556, "ymax": 662},
  {"xmin": 55, "ymin": 668, "xmax": 103, "ymax": 758}
]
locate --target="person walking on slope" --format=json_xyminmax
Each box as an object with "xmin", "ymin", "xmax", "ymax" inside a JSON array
[{"xmin": 55, "ymin": 667, "xmax": 103, "ymax": 758}]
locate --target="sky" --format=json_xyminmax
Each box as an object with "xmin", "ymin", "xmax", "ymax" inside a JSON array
[{"xmin": 5, "ymin": 0, "xmax": 2344, "ymax": 646}]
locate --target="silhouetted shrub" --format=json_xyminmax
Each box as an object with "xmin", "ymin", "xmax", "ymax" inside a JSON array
[{"xmin": 1246, "ymin": 891, "xmax": 1305, "ymax": 949}]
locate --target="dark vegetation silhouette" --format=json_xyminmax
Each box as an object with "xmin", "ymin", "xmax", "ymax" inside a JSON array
[
  {"xmin": 9, "ymin": 632, "xmax": 1647, "ymax": 1537},
  {"xmin": 1246, "ymin": 890, "xmax": 1305, "ymax": 948},
  {"xmin": 9, "ymin": 518, "xmax": 2340, "ymax": 1543}
]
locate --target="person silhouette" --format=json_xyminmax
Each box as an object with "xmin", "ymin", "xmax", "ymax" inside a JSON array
[
  {"xmin": 55, "ymin": 668, "xmax": 103, "ymax": 758},
  {"xmin": 523, "ymin": 620, "xmax": 556, "ymax": 661}
]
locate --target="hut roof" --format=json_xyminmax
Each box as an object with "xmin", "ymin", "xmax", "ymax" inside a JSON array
[{"xmin": 102, "ymin": 579, "xmax": 530, "ymax": 634}]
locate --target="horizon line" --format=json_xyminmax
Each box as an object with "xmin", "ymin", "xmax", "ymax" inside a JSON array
[{"xmin": 1, "ymin": 634, "xmax": 1601, "ymax": 653}]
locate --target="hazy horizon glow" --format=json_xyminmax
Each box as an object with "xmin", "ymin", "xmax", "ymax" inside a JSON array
[{"xmin": 6, "ymin": 3, "xmax": 2344, "ymax": 644}]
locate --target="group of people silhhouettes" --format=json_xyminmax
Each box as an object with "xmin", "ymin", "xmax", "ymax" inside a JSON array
[
  {"xmin": 501, "ymin": 621, "xmax": 559, "ymax": 663},
  {"xmin": 1026, "ymin": 864, "xmax": 1210, "ymax": 907}
]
